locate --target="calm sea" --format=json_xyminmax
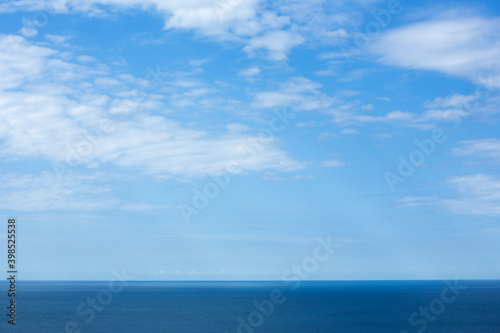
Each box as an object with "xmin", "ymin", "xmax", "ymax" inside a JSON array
[{"xmin": 0, "ymin": 280, "xmax": 499, "ymax": 332}]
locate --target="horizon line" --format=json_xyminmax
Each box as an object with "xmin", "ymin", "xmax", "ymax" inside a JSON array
[{"xmin": 3, "ymin": 278, "xmax": 499, "ymax": 282}]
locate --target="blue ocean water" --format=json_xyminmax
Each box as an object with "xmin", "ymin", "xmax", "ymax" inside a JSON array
[{"xmin": 0, "ymin": 280, "xmax": 499, "ymax": 332}]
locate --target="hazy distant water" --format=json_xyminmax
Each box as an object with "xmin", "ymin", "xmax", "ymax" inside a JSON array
[{"xmin": 1, "ymin": 280, "xmax": 499, "ymax": 332}]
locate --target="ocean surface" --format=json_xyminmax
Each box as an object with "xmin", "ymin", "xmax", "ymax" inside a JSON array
[{"xmin": 0, "ymin": 280, "xmax": 499, "ymax": 332}]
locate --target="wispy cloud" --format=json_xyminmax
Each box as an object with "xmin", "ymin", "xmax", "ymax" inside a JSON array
[
  {"xmin": 0, "ymin": 172, "xmax": 118, "ymax": 211},
  {"xmin": 244, "ymin": 30, "xmax": 304, "ymax": 60},
  {"xmin": 321, "ymin": 160, "xmax": 346, "ymax": 167},
  {"xmin": 253, "ymin": 76, "xmax": 335, "ymax": 111},
  {"xmin": 45, "ymin": 34, "xmax": 73, "ymax": 44},
  {"xmin": 0, "ymin": 35, "xmax": 302, "ymax": 178},
  {"xmin": 453, "ymin": 138, "xmax": 500, "ymax": 162},
  {"xmin": 0, "ymin": 0, "xmax": 392, "ymax": 63},
  {"xmin": 329, "ymin": 91, "xmax": 478, "ymax": 130},
  {"xmin": 130, "ymin": 32, "xmax": 164, "ymax": 45},
  {"xmin": 424, "ymin": 93, "xmax": 478, "ymax": 109},
  {"xmin": 399, "ymin": 174, "xmax": 500, "ymax": 216},
  {"xmin": 238, "ymin": 66, "xmax": 261, "ymax": 76},
  {"xmin": 370, "ymin": 11, "xmax": 500, "ymax": 87}
]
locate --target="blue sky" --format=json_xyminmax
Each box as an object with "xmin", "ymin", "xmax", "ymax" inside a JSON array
[{"xmin": 0, "ymin": 0, "xmax": 499, "ymax": 280}]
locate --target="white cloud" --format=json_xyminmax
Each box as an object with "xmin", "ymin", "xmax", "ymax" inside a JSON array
[
  {"xmin": 424, "ymin": 93, "xmax": 477, "ymax": 109},
  {"xmin": 93, "ymin": 117, "xmax": 304, "ymax": 176},
  {"xmin": 400, "ymin": 174, "xmax": 500, "ymax": 216},
  {"xmin": 337, "ymin": 68, "xmax": 369, "ymax": 82},
  {"xmin": 94, "ymin": 77, "xmax": 121, "ymax": 86},
  {"xmin": 330, "ymin": 108, "xmax": 436, "ymax": 130},
  {"xmin": 77, "ymin": 55, "xmax": 97, "ymax": 62},
  {"xmin": 370, "ymin": 12, "xmax": 500, "ymax": 88},
  {"xmin": 45, "ymin": 34, "xmax": 73, "ymax": 44},
  {"xmin": 420, "ymin": 109, "xmax": 469, "ymax": 122},
  {"xmin": 329, "ymin": 91, "xmax": 481, "ymax": 130},
  {"xmin": 244, "ymin": 30, "xmax": 304, "ymax": 60},
  {"xmin": 355, "ymin": 110, "xmax": 415, "ymax": 122},
  {"xmin": 319, "ymin": 51, "xmax": 349, "ymax": 60},
  {"xmin": 322, "ymin": 159, "xmax": 346, "ymax": 167},
  {"xmin": 445, "ymin": 175, "xmax": 500, "ymax": 216},
  {"xmin": 292, "ymin": 174, "xmax": 314, "ymax": 180},
  {"xmin": 226, "ymin": 123, "xmax": 251, "ymax": 132},
  {"xmin": 253, "ymin": 76, "xmax": 335, "ymax": 111},
  {"xmin": 272, "ymin": 0, "xmax": 379, "ymax": 44},
  {"xmin": 2, "ymin": 0, "xmax": 302, "ymax": 60},
  {"xmin": 0, "ymin": 172, "xmax": 118, "ymax": 211},
  {"xmin": 130, "ymin": 32, "xmax": 164, "ymax": 45},
  {"xmin": 0, "ymin": 34, "xmax": 58, "ymax": 90},
  {"xmin": 398, "ymin": 196, "xmax": 437, "ymax": 208},
  {"xmin": 251, "ymin": 80, "xmax": 470, "ymax": 130},
  {"xmin": 0, "ymin": 0, "xmax": 403, "ymax": 63},
  {"xmin": 0, "ymin": 35, "xmax": 303, "ymax": 179},
  {"xmin": 238, "ymin": 66, "xmax": 260, "ymax": 76},
  {"xmin": 453, "ymin": 138, "xmax": 500, "ymax": 162}
]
